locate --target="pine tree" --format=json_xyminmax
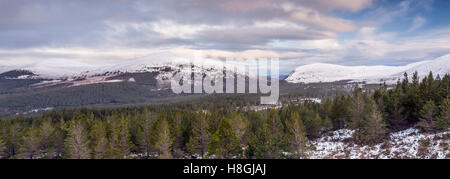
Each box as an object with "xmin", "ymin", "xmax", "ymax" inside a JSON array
[
  {"xmin": 117, "ymin": 117, "xmax": 132, "ymax": 158},
  {"xmin": 53, "ymin": 119, "xmax": 67, "ymax": 158},
  {"xmin": 187, "ymin": 111, "xmax": 210, "ymax": 157},
  {"xmin": 39, "ymin": 120, "xmax": 55, "ymax": 158},
  {"xmin": 261, "ymin": 109, "xmax": 286, "ymax": 158},
  {"xmin": 106, "ymin": 117, "xmax": 132, "ymax": 159},
  {"xmin": 330, "ymin": 95, "xmax": 350, "ymax": 129},
  {"xmin": 5, "ymin": 123, "xmax": 22, "ymax": 158},
  {"xmin": 286, "ymin": 112, "xmax": 307, "ymax": 158},
  {"xmin": 418, "ymin": 100, "xmax": 438, "ymax": 132},
  {"xmin": 172, "ymin": 111, "xmax": 183, "ymax": 147},
  {"xmin": 171, "ymin": 110, "xmax": 185, "ymax": 158},
  {"xmin": 363, "ymin": 99, "xmax": 387, "ymax": 143},
  {"xmin": 405, "ymin": 71, "xmax": 422, "ymax": 122},
  {"xmin": 304, "ymin": 113, "xmax": 322, "ymax": 139},
  {"xmin": 440, "ymin": 74, "xmax": 449, "ymax": 99},
  {"xmin": 89, "ymin": 121, "xmax": 107, "ymax": 159},
  {"xmin": 385, "ymin": 87, "xmax": 406, "ymax": 129},
  {"xmin": 350, "ymin": 87, "xmax": 366, "ymax": 140},
  {"xmin": 437, "ymin": 98, "xmax": 449, "ymax": 130},
  {"xmin": 155, "ymin": 119, "xmax": 172, "ymax": 159},
  {"xmin": 230, "ymin": 111, "xmax": 248, "ymax": 156},
  {"xmin": 209, "ymin": 117, "xmax": 240, "ymax": 158},
  {"xmin": 64, "ymin": 121, "xmax": 90, "ymax": 159},
  {"xmin": 19, "ymin": 126, "xmax": 41, "ymax": 159},
  {"xmin": 0, "ymin": 138, "xmax": 6, "ymax": 159},
  {"xmin": 321, "ymin": 117, "xmax": 333, "ymax": 134},
  {"xmin": 106, "ymin": 117, "xmax": 121, "ymax": 158},
  {"xmin": 137, "ymin": 113, "xmax": 154, "ymax": 158}
]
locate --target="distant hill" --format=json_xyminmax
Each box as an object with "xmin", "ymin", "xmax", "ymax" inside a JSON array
[{"xmin": 285, "ymin": 54, "xmax": 450, "ymax": 84}]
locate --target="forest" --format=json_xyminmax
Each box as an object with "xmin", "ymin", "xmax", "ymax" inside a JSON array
[{"xmin": 0, "ymin": 72, "xmax": 448, "ymax": 159}]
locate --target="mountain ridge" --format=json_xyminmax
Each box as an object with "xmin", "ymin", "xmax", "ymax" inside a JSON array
[{"xmin": 285, "ymin": 54, "xmax": 450, "ymax": 84}]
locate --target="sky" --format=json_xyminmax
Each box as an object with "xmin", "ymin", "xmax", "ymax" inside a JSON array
[{"xmin": 1, "ymin": 0, "xmax": 450, "ymax": 74}]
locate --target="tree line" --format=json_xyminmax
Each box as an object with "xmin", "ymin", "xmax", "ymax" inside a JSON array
[{"xmin": 0, "ymin": 72, "xmax": 448, "ymax": 159}]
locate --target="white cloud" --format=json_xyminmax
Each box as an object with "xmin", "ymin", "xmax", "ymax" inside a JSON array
[
  {"xmin": 408, "ymin": 16, "xmax": 427, "ymax": 32},
  {"xmin": 287, "ymin": 6, "xmax": 357, "ymax": 32}
]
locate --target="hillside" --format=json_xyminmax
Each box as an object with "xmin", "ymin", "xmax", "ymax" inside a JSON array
[{"xmin": 286, "ymin": 54, "xmax": 450, "ymax": 84}]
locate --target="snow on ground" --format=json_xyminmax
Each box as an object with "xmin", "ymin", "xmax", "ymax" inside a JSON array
[{"xmin": 307, "ymin": 128, "xmax": 449, "ymax": 159}]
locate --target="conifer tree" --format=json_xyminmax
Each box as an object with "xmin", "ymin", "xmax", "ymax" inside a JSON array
[
  {"xmin": 209, "ymin": 117, "xmax": 240, "ymax": 158},
  {"xmin": 286, "ymin": 112, "xmax": 307, "ymax": 158},
  {"xmin": 39, "ymin": 120, "xmax": 55, "ymax": 158},
  {"xmin": 64, "ymin": 121, "xmax": 90, "ymax": 159},
  {"xmin": 262, "ymin": 109, "xmax": 286, "ymax": 158},
  {"xmin": 350, "ymin": 87, "xmax": 366, "ymax": 140},
  {"xmin": 0, "ymin": 138, "xmax": 6, "ymax": 159},
  {"xmin": 418, "ymin": 100, "xmax": 438, "ymax": 132},
  {"xmin": 5, "ymin": 123, "xmax": 22, "ymax": 158},
  {"xmin": 155, "ymin": 119, "xmax": 172, "ymax": 159},
  {"xmin": 385, "ymin": 87, "xmax": 405, "ymax": 129},
  {"xmin": 19, "ymin": 126, "xmax": 41, "ymax": 159},
  {"xmin": 230, "ymin": 112, "xmax": 248, "ymax": 156},
  {"xmin": 304, "ymin": 113, "xmax": 322, "ymax": 139},
  {"xmin": 363, "ymin": 99, "xmax": 387, "ymax": 143},
  {"xmin": 321, "ymin": 117, "xmax": 333, "ymax": 134},
  {"xmin": 440, "ymin": 74, "xmax": 449, "ymax": 99},
  {"xmin": 187, "ymin": 111, "xmax": 210, "ymax": 157},
  {"xmin": 171, "ymin": 110, "xmax": 185, "ymax": 157},
  {"xmin": 437, "ymin": 98, "xmax": 449, "ymax": 130},
  {"xmin": 330, "ymin": 95, "xmax": 349, "ymax": 129},
  {"xmin": 137, "ymin": 113, "xmax": 154, "ymax": 158},
  {"xmin": 106, "ymin": 117, "xmax": 121, "ymax": 158},
  {"xmin": 404, "ymin": 72, "xmax": 422, "ymax": 122},
  {"xmin": 53, "ymin": 119, "xmax": 67, "ymax": 158},
  {"xmin": 117, "ymin": 117, "xmax": 132, "ymax": 158},
  {"xmin": 89, "ymin": 121, "xmax": 107, "ymax": 159}
]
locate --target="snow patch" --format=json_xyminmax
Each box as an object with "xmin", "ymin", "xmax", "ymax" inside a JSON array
[{"xmin": 306, "ymin": 128, "xmax": 449, "ymax": 159}]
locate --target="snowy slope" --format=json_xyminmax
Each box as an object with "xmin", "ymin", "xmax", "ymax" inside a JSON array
[
  {"xmin": 306, "ymin": 128, "xmax": 449, "ymax": 159},
  {"xmin": 0, "ymin": 52, "xmax": 252, "ymax": 89},
  {"xmin": 1, "ymin": 52, "xmax": 247, "ymax": 79},
  {"xmin": 286, "ymin": 54, "xmax": 450, "ymax": 84}
]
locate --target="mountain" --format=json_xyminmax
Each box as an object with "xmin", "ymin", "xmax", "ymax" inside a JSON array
[
  {"xmin": 285, "ymin": 54, "xmax": 450, "ymax": 84},
  {"xmin": 0, "ymin": 52, "xmax": 258, "ymax": 116},
  {"xmin": 0, "ymin": 52, "xmax": 250, "ymax": 89}
]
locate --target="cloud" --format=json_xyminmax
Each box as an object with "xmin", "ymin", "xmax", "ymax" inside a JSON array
[
  {"xmin": 292, "ymin": 0, "xmax": 374, "ymax": 12},
  {"xmin": 408, "ymin": 16, "xmax": 427, "ymax": 32},
  {"xmin": 0, "ymin": 0, "xmax": 365, "ymax": 50},
  {"xmin": 1, "ymin": 0, "xmax": 449, "ymax": 74},
  {"xmin": 287, "ymin": 6, "xmax": 357, "ymax": 32},
  {"xmin": 196, "ymin": 25, "xmax": 336, "ymax": 45}
]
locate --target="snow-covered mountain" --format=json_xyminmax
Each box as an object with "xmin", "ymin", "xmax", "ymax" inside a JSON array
[
  {"xmin": 0, "ymin": 52, "xmax": 249, "ymax": 88},
  {"xmin": 0, "ymin": 52, "xmax": 229, "ymax": 79},
  {"xmin": 285, "ymin": 54, "xmax": 450, "ymax": 84}
]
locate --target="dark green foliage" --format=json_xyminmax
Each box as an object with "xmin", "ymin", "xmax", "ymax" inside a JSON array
[
  {"xmin": 286, "ymin": 112, "xmax": 307, "ymax": 158},
  {"xmin": 19, "ymin": 126, "xmax": 41, "ymax": 159},
  {"xmin": 0, "ymin": 138, "xmax": 6, "ymax": 159},
  {"xmin": 155, "ymin": 118, "xmax": 172, "ymax": 159},
  {"xmin": 208, "ymin": 118, "xmax": 241, "ymax": 158},
  {"xmin": 187, "ymin": 111, "xmax": 210, "ymax": 157},
  {"xmin": 362, "ymin": 98, "xmax": 387, "ymax": 143},
  {"xmin": 418, "ymin": 100, "xmax": 438, "ymax": 132},
  {"xmin": 437, "ymin": 98, "xmax": 449, "ymax": 130},
  {"xmin": 64, "ymin": 121, "xmax": 90, "ymax": 159}
]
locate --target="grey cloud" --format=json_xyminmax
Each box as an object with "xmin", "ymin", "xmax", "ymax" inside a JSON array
[
  {"xmin": 0, "ymin": 0, "xmax": 366, "ymax": 50},
  {"xmin": 195, "ymin": 27, "xmax": 336, "ymax": 48}
]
